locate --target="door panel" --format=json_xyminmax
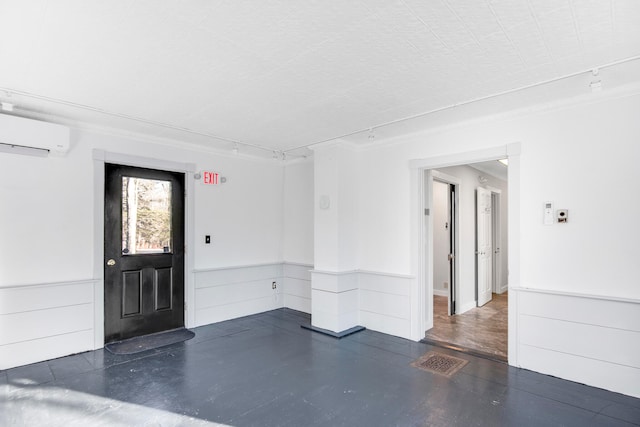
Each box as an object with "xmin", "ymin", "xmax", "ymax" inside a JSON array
[
  {"xmin": 476, "ymin": 187, "xmax": 493, "ymax": 307},
  {"xmin": 448, "ymin": 183, "xmax": 456, "ymax": 315},
  {"xmin": 104, "ymin": 164, "xmax": 185, "ymax": 343}
]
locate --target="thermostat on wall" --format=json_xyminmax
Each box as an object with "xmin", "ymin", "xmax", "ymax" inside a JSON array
[{"xmin": 544, "ymin": 201, "xmax": 554, "ymax": 225}]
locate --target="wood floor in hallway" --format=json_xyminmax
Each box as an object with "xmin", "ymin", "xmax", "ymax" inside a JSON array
[{"xmin": 424, "ymin": 292, "xmax": 508, "ymax": 361}]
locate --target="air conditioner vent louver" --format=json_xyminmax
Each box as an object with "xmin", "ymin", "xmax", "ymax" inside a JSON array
[{"xmin": 0, "ymin": 113, "xmax": 70, "ymax": 156}]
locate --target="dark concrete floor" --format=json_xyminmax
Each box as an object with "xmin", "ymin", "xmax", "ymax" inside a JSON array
[{"xmin": 1, "ymin": 308, "xmax": 639, "ymax": 426}]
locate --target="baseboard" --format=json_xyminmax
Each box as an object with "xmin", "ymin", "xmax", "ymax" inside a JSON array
[{"xmin": 433, "ymin": 289, "xmax": 448, "ymax": 297}]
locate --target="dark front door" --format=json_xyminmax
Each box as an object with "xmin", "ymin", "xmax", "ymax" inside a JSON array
[{"xmin": 104, "ymin": 163, "xmax": 185, "ymax": 343}]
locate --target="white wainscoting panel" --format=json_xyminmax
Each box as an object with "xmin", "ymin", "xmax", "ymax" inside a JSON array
[
  {"xmin": 358, "ymin": 270, "xmax": 413, "ymax": 340},
  {"xmin": 514, "ymin": 287, "xmax": 640, "ymax": 398},
  {"xmin": 282, "ymin": 263, "xmax": 312, "ymax": 314},
  {"xmin": 194, "ymin": 263, "xmax": 284, "ymax": 326},
  {"xmin": 0, "ymin": 280, "xmax": 95, "ymax": 370},
  {"xmin": 310, "ymin": 270, "xmax": 359, "ymax": 332}
]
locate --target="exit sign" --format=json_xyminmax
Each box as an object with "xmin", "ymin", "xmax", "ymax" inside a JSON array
[{"xmin": 202, "ymin": 171, "xmax": 220, "ymax": 185}]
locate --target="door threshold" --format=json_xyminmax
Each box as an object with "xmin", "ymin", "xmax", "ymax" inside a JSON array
[
  {"xmin": 419, "ymin": 337, "xmax": 507, "ymax": 364},
  {"xmin": 105, "ymin": 328, "xmax": 195, "ymax": 355}
]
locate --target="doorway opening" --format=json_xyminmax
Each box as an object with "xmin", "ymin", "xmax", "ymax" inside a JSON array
[
  {"xmin": 423, "ymin": 160, "xmax": 508, "ymax": 361},
  {"xmin": 103, "ymin": 164, "xmax": 186, "ymax": 343}
]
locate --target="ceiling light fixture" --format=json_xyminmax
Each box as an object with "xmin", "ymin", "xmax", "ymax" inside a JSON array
[{"xmin": 498, "ymin": 158, "xmax": 508, "ymax": 166}]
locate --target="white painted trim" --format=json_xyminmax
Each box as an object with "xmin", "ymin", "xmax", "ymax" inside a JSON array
[
  {"xmin": 409, "ymin": 143, "xmax": 521, "ymax": 368},
  {"xmin": 185, "ymin": 162, "xmax": 196, "ymax": 329},
  {"xmin": 433, "ymin": 289, "xmax": 448, "ymax": 297},
  {"xmin": 92, "ymin": 150, "xmax": 197, "ymax": 349},
  {"xmin": 431, "ymin": 170, "xmax": 462, "ymax": 185},
  {"xmin": 507, "ymin": 146, "xmax": 521, "ymax": 365},
  {"xmin": 92, "ymin": 156, "xmax": 105, "ymax": 349},
  {"xmin": 513, "ymin": 287, "xmax": 640, "ymax": 397},
  {"xmin": 310, "ymin": 268, "xmax": 414, "ymax": 279},
  {"xmin": 511, "ymin": 286, "xmax": 640, "ymax": 304},
  {"xmin": 358, "ymin": 270, "xmax": 414, "ymax": 339},
  {"xmin": 93, "ymin": 149, "xmax": 196, "ymax": 173},
  {"xmin": 283, "ymin": 261, "xmax": 314, "ymax": 268},
  {"xmin": 410, "ymin": 145, "xmax": 509, "ymax": 170},
  {"xmin": 310, "ymin": 269, "xmax": 358, "ymax": 276},
  {"xmin": 410, "ymin": 167, "xmax": 427, "ymax": 338},
  {"xmin": 358, "ymin": 269, "xmax": 414, "ymax": 279},
  {"xmin": 194, "ymin": 262, "xmax": 284, "ymax": 273},
  {"xmin": 0, "ymin": 278, "xmax": 98, "ymax": 290},
  {"xmin": 0, "ymin": 280, "xmax": 96, "ymax": 369}
]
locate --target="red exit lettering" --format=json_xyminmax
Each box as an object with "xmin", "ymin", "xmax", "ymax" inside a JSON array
[{"xmin": 203, "ymin": 171, "xmax": 219, "ymax": 185}]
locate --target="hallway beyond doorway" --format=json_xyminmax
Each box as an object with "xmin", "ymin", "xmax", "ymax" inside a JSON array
[{"xmin": 425, "ymin": 293, "xmax": 508, "ymax": 361}]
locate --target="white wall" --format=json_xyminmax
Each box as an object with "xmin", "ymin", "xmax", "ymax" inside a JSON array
[
  {"xmin": 359, "ymin": 93, "xmax": 640, "ymax": 298},
  {"xmin": 0, "ymin": 126, "xmax": 293, "ymax": 369},
  {"xmin": 350, "ymin": 91, "xmax": 640, "ymax": 397},
  {"xmin": 0, "ymin": 129, "xmax": 286, "ymax": 285},
  {"xmin": 283, "ymin": 160, "xmax": 314, "ymax": 265},
  {"xmin": 432, "ymin": 180, "xmax": 448, "ymax": 296}
]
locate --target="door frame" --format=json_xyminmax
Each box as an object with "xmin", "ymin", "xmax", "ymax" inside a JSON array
[
  {"xmin": 487, "ymin": 188, "xmax": 503, "ymax": 294},
  {"xmin": 409, "ymin": 142, "xmax": 521, "ymax": 366},
  {"xmin": 92, "ymin": 149, "xmax": 196, "ymax": 349},
  {"xmin": 428, "ymin": 171, "xmax": 460, "ymax": 318}
]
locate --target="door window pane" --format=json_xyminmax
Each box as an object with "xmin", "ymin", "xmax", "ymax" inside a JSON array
[{"xmin": 122, "ymin": 177, "xmax": 172, "ymax": 254}]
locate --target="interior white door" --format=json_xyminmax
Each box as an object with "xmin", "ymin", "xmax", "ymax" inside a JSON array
[{"xmin": 477, "ymin": 187, "xmax": 493, "ymax": 307}]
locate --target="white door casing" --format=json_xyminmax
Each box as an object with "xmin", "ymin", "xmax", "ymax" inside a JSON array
[
  {"xmin": 491, "ymin": 192, "xmax": 502, "ymax": 294},
  {"xmin": 477, "ymin": 187, "xmax": 493, "ymax": 307}
]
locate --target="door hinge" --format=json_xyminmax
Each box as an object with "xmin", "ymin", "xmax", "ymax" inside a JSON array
[
  {"xmin": 424, "ymin": 208, "xmax": 430, "ymax": 216},
  {"xmin": 184, "ymin": 302, "xmax": 187, "ymax": 311}
]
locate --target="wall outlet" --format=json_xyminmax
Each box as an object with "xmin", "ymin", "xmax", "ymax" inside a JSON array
[
  {"xmin": 443, "ymin": 282, "xmax": 448, "ymax": 289},
  {"xmin": 272, "ymin": 281, "xmax": 277, "ymax": 290}
]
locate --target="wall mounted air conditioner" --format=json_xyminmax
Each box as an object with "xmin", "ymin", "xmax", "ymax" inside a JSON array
[{"xmin": 0, "ymin": 113, "xmax": 70, "ymax": 157}]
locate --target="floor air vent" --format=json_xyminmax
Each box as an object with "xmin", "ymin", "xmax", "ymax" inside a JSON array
[{"xmin": 411, "ymin": 351, "xmax": 469, "ymax": 377}]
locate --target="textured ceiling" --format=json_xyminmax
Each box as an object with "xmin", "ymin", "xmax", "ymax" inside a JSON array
[{"xmin": 1, "ymin": 0, "xmax": 639, "ymax": 158}]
